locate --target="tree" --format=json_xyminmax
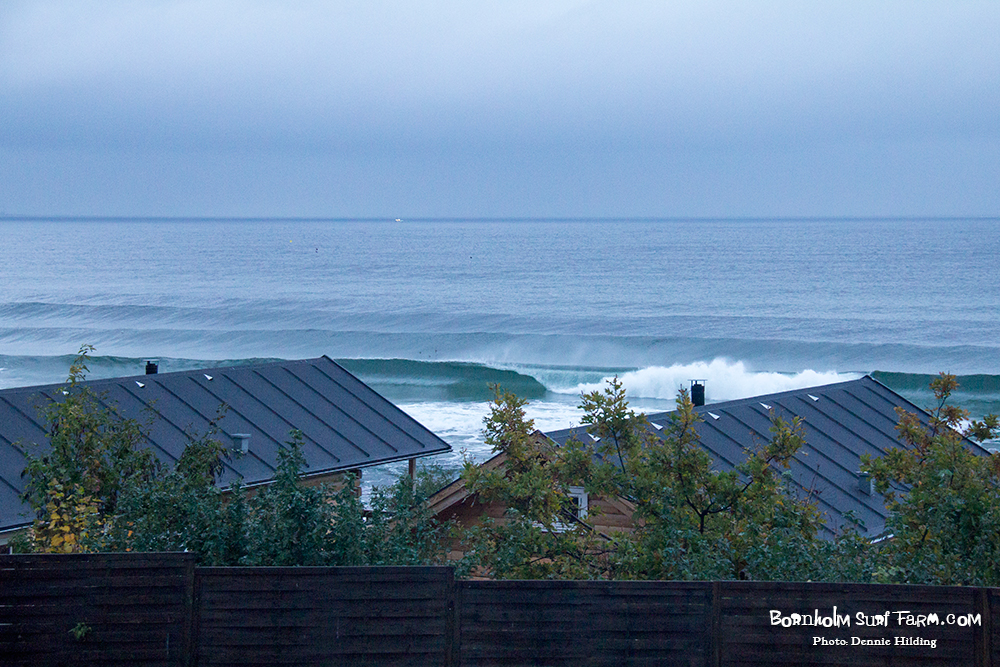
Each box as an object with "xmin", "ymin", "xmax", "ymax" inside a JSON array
[
  {"xmin": 19, "ymin": 346, "xmax": 160, "ymax": 552},
  {"xmin": 17, "ymin": 348, "xmax": 453, "ymax": 567},
  {"xmin": 576, "ymin": 379, "xmax": 843, "ymax": 581},
  {"xmin": 862, "ymin": 373, "xmax": 1000, "ymax": 585},
  {"xmin": 459, "ymin": 378, "xmax": 870, "ymax": 581},
  {"xmin": 460, "ymin": 387, "xmax": 612, "ymax": 579},
  {"xmin": 97, "ymin": 428, "xmax": 242, "ymax": 563}
]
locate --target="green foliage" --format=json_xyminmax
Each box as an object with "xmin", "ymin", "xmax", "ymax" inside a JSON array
[
  {"xmin": 594, "ymin": 382, "xmax": 837, "ymax": 580},
  {"xmin": 411, "ymin": 462, "xmax": 461, "ymax": 500},
  {"xmin": 366, "ymin": 472, "xmax": 453, "ymax": 566},
  {"xmin": 101, "ymin": 431, "xmax": 452, "ymax": 567},
  {"xmin": 17, "ymin": 348, "xmax": 451, "ymax": 567},
  {"xmin": 465, "ymin": 387, "xmax": 566, "ymax": 525},
  {"xmin": 69, "ymin": 622, "xmax": 92, "ymax": 642},
  {"xmin": 460, "ymin": 387, "xmax": 611, "ymax": 579},
  {"xmin": 460, "ymin": 378, "xmax": 866, "ymax": 581},
  {"xmin": 862, "ymin": 373, "xmax": 1000, "ymax": 585},
  {"xmin": 242, "ymin": 431, "xmax": 331, "ymax": 565},
  {"xmin": 96, "ymin": 430, "xmax": 240, "ymax": 562},
  {"xmin": 20, "ymin": 346, "xmax": 159, "ymax": 552},
  {"xmin": 458, "ymin": 372, "xmax": 1000, "ymax": 583}
]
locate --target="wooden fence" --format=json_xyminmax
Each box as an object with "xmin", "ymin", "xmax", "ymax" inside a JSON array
[
  {"xmin": 0, "ymin": 553, "xmax": 195, "ymax": 666},
  {"xmin": 2, "ymin": 553, "xmax": 999, "ymax": 666}
]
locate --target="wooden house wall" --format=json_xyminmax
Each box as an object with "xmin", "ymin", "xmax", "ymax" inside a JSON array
[
  {"xmin": 434, "ymin": 492, "xmax": 636, "ymax": 561},
  {"xmin": 587, "ymin": 496, "xmax": 636, "ymax": 535}
]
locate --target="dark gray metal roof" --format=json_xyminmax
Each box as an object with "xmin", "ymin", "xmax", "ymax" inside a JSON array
[
  {"xmin": 545, "ymin": 375, "xmax": 988, "ymax": 539},
  {"xmin": 0, "ymin": 356, "xmax": 450, "ymax": 533}
]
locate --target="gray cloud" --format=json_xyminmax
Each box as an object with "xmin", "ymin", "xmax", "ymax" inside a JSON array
[{"xmin": 1, "ymin": 1, "xmax": 998, "ymax": 215}]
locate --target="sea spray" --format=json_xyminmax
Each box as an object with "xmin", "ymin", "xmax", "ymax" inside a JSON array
[{"xmin": 569, "ymin": 359, "xmax": 861, "ymax": 402}]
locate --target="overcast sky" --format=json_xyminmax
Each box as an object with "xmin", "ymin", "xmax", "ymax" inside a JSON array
[{"xmin": 1, "ymin": 1, "xmax": 998, "ymax": 218}]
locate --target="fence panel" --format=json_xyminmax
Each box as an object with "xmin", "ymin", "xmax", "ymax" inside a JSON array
[
  {"xmin": 194, "ymin": 565, "xmax": 455, "ymax": 667},
  {"xmin": 0, "ymin": 552, "xmax": 196, "ymax": 667},
  {"xmin": 459, "ymin": 580, "xmax": 713, "ymax": 667},
  {"xmin": 717, "ymin": 581, "xmax": 982, "ymax": 666}
]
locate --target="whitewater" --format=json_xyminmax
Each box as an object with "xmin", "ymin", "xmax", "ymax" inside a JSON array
[{"xmin": 1, "ymin": 218, "xmax": 998, "ymax": 488}]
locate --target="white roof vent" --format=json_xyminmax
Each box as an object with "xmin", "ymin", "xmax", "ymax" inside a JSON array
[
  {"xmin": 808, "ymin": 394, "xmax": 820, "ymax": 402},
  {"xmin": 760, "ymin": 402, "xmax": 771, "ymax": 410},
  {"xmin": 230, "ymin": 433, "xmax": 251, "ymax": 454},
  {"xmin": 707, "ymin": 412, "xmax": 721, "ymax": 420},
  {"xmin": 135, "ymin": 381, "xmax": 145, "ymax": 388},
  {"xmin": 650, "ymin": 422, "xmax": 662, "ymax": 430}
]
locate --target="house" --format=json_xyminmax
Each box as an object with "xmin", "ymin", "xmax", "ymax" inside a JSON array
[
  {"xmin": 427, "ymin": 442, "xmax": 639, "ymax": 563},
  {"xmin": 0, "ymin": 356, "xmax": 451, "ymax": 542},
  {"xmin": 428, "ymin": 375, "xmax": 990, "ymax": 548}
]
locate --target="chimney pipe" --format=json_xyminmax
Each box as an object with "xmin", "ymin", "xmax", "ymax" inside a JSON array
[
  {"xmin": 690, "ymin": 380, "xmax": 706, "ymax": 407},
  {"xmin": 145, "ymin": 361, "xmax": 158, "ymax": 375}
]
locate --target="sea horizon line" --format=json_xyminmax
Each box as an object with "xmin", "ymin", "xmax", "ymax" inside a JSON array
[{"xmin": 1, "ymin": 214, "xmax": 998, "ymax": 223}]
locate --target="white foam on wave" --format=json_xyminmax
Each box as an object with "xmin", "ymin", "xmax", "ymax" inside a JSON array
[
  {"xmin": 398, "ymin": 400, "xmax": 586, "ymax": 459},
  {"xmin": 361, "ymin": 399, "xmax": 588, "ymax": 499},
  {"xmin": 567, "ymin": 359, "xmax": 863, "ymax": 403}
]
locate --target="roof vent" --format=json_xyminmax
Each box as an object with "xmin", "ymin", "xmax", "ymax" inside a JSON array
[
  {"xmin": 690, "ymin": 380, "xmax": 706, "ymax": 407},
  {"xmin": 857, "ymin": 471, "xmax": 872, "ymax": 495},
  {"xmin": 145, "ymin": 361, "xmax": 158, "ymax": 375},
  {"xmin": 230, "ymin": 433, "xmax": 251, "ymax": 455}
]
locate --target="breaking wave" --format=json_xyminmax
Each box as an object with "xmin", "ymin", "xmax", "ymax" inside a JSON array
[{"xmin": 565, "ymin": 359, "xmax": 861, "ymax": 402}]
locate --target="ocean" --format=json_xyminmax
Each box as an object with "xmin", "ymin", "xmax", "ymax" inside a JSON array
[{"xmin": 1, "ymin": 218, "xmax": 998, "ymax": 489}]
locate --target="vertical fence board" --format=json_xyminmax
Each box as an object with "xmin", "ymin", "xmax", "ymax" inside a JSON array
[{"xmin": 989, "ymin": 589, "xmax": 1000, "ymax": 667}]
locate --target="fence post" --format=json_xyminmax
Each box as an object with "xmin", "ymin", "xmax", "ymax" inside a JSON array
[
  {"xmin": 711, "ymin": 581, "xmax": 722, "ymax": 667},
  {"xmin": 446, "ymin": 570, "xmax": 461, "ymax": 667},
  {"xmin": 186, "ymin": 560, "xmax": 201, "ymax": 667},
  {"xmin": 975, "ymin": 588, "xmax": 991, "ymax": 667}
]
